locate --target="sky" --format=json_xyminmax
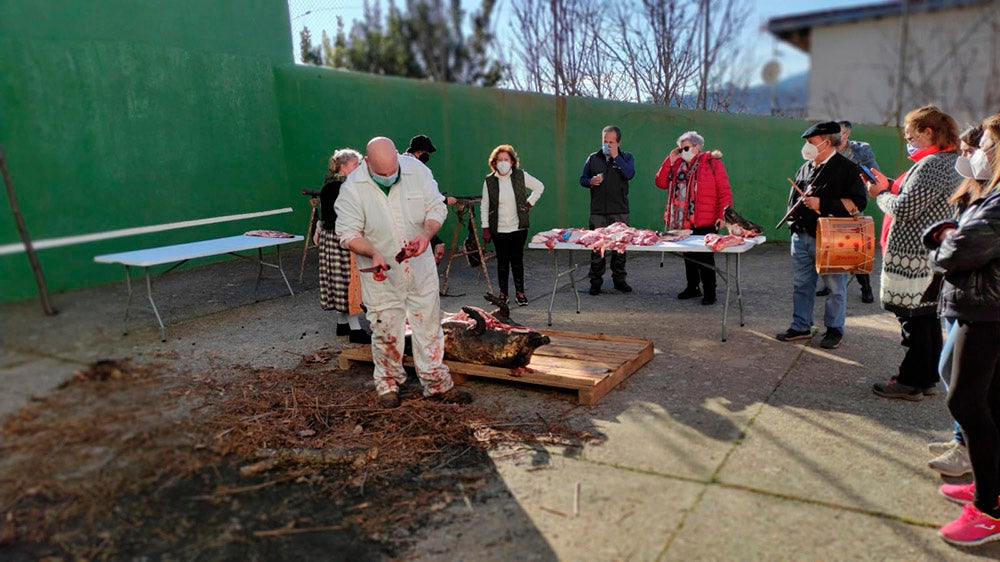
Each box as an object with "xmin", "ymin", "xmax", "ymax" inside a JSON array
[{"xmin": 287, "ymin": 0, "xmax": 877, "ymax": 85}]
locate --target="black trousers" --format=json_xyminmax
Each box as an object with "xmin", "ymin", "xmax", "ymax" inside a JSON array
[
  {"xmin": 493, "ymin": 229, "xmax": 528, "ymax": 295},
  {"xmin": 588, "ymin": 213, "xmax": 628, "ymax": 285},
  {"xmin": 947, "ymin": 320, "xmax": 1000, "ymax": 515},
  {"xmin": 895, "ymin": 313, "xmax": 943, "ymax": 388},
  {"xmin": 683, "ymin": 225, "xmax": 717, "ymax": 292}
]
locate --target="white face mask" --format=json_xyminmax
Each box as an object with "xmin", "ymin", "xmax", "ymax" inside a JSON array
[
  {"xmin": 969, "ymin": 149, "xmax": 994, "ymax": 180},
  {"xmin": 496, "ymin": 161, "xmax": 512, "ymax": 175},
  {"xmin": 680, "ymin": 148, "xmax": 696, "ymax": 162},
  {"xmin": 801, "ymin": 141, "xmax": 819, "ymax": 161}
]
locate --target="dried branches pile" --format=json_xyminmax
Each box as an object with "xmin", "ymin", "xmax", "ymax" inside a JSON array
[{"xmin": 0, "ymin": 351, "xmax": 597, "ymax": 559}]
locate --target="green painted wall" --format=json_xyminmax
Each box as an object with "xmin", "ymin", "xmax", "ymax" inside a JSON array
[
  {"xmin": 0, "ymin": 0, "xmax": 907, "ymax": 304},
  {"xmin": 0, "ymin": 1, "xmax": 295, "ymax": 302},
  {"xmin": 0, "ymin": 0, "xmax": 292, "ymax": 65},
  {"xmin": 275, "ymin": 65, "xmax": 905, "ymax": 245}
]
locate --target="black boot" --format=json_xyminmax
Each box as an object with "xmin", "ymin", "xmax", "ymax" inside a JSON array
[
  {"xmin": 349, "ymin": 330, "xmax": 371, "ymax": 344},
  {"xmin": 858, "ymin": 275, "xmax": 874, "ymax": 304},
  {"xmin": 701, "ymin": 287, "xmax": 717, "ymax": 305},
  {"xmin": 677, "ymin": 287, "xmax": 701, "ymax": 299}
]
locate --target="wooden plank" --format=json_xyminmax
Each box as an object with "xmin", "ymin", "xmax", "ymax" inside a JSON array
[
  {"xmin": 582, "ymin": 339, "xmax": 655, "ymax": 405},
  {"xmin": 337, "ymin": 331, "xmax": 653, "ymax": 404}
]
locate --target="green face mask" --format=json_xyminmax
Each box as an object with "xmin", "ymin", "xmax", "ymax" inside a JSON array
[{"xmin": 370, "ymin": 169, "xmax": 399, "ymax": 188}]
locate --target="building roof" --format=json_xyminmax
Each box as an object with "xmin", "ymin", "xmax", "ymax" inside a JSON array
[{"xmin": 767, "ymin": 0, "xmax": 990, "ymax": 52}]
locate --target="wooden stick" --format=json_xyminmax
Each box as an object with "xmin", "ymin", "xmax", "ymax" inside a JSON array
[
  {"xmin": 573, "ymin": 482, "xmax": 580, "ymax": 516},
  {"xmin": 0, "ymin": 145, "xmax": 57, "ymax": 315},
  {"xmin": 539, "ymin": 505, "xmax": 568, "ymax": 517},
  {"xmin": 786, "ymin": 177, "xmax": 806, "ymax": 198},
  {"xmin": 253, "ymin": 524, "xmax": 346, "ymax": 538}
]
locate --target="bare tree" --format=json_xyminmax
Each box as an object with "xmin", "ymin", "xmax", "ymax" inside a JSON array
[{"xmin": 500, "ymin": 0, "xmax": 751, "ymax": 110}]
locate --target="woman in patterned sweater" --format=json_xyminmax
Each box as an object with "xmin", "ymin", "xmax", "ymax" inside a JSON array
[
  {"xmin": 866, "ymin": 105, "xmax": 962, "ymax": 400},
  {"xmin": 314, "ymin": 148, "xmax": 369, "ymax": 344}
]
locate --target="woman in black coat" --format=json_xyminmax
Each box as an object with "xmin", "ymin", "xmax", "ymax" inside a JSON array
[{"xmin": 928, "ymin": 124, "xmax": 1000, "ymax": 545}]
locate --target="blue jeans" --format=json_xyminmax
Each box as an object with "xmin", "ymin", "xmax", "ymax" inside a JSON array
[
  {"xmin": 940, "ymin": 318, "xmax": 965, "ymax": 445},
  {"xmin": 790, "ymin": 232, "xmax": 847, "ymax": 332}
]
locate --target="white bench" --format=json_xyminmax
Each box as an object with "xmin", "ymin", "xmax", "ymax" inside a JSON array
[{"xmin": 95, "ymin": 234, "xmax": 303, "ymax": 341}]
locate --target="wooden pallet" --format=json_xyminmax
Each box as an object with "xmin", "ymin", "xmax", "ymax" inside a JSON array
[{"xmin": 338, "ymin": 330, "xmax": 653, "ymax": 405}]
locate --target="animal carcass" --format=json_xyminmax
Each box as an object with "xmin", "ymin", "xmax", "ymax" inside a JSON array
[{"xmin": 440, "ymin": 304, "xmax": 551, "ymax": 368}]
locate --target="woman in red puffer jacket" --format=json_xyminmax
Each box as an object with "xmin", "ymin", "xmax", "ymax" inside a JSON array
[{"xmin": 654, "ymin": 130, "xmax": 733, "ymax": 305}]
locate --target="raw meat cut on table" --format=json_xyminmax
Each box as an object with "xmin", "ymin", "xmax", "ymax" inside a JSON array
[
  {"xmin": 723, "ymin": 206, "xmax": 764, "ymax": 238},
  {"xmin": 531, "ymin": 223, "xmax": 660, "ymax": 255},
  {"xmin": 657, "ymin": 229, "xmax": 692, "ymax": 242},
  {"xmin": 703, "ymin": 233, "xmax": 747, "ymax": 251},
  {"xmin": 244, "ymin": 230, "xmax": 294, "ymax": 238}
]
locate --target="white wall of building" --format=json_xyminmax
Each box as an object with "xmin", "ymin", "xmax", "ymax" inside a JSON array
[{"xmin": 806, "ymin": 4, "xmax": 997, "ymax": 127}]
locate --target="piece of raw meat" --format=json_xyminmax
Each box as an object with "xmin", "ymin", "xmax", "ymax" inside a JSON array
[
  {"xmin": 723, "ymin": 206, "xmax": 763, "ymax": 238},
  {"xmin": 704, "ymin": 233, "xmax": 746, "ymax": 251}
]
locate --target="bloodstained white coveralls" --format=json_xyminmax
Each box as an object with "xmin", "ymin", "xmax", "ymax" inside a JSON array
[{"xmin": 334, "ymin": 155, "xmax": 454, "ymax": 397}]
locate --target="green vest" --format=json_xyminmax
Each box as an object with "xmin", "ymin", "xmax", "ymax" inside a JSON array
[{"xmin": 485, "ymin": 168, "xmax": 530, "ymax": 233}]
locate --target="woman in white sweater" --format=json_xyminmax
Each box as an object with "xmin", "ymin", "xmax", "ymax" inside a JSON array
[{"xmin": 481, "ymin": 144, "xmax": 544, "ymax": 306}]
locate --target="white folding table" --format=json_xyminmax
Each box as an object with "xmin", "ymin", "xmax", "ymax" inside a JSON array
[
  {"xmin": 95, "ymin": 234, "xmax": 303, "ymax": 341},
  {"xmin": 528, "ymin": 235, "xmax": 767, "ymax": 341}
]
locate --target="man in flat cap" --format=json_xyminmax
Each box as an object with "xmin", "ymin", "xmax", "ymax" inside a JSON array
[{"xmin": 775, "ymin": 121, "xmax": 867, "ymax": 349}]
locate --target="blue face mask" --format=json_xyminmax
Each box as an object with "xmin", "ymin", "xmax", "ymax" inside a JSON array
[
  {"xmin": 905, "ymin": 143, "xmax": 919, "ymax": 156},
  {"xmin": 370, "ymin": 169, "xmax": 398, "ymax": 187},
  {"xmin": 601, "ymin": 143, "xmax": 611, "ymax": 156}
]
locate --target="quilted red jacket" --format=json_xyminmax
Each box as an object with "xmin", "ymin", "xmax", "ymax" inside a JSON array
[{"xmin": 654, "ymin": 151, "xmax": 733, "ymax": 229}]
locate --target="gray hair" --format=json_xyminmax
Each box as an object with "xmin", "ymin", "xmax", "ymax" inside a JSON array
[
  {"xmin": 677, "ymin": 131, "xmax": 704, "ymax": 147},
  {"xmin": 328, "ymin": 148, "xmax": 362, "ymax": 174}
]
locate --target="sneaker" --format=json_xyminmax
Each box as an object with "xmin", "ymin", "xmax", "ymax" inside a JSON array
[
  {"xmin": 929, "ymin": 445, "xmax": 972, "ymax": 477},
  {"xmin": 939, "ymin": 504, "xmax": 1000, "ymax": 546},
  {"xmin": 872, "ymin": 378, "xmax": 924, "ymax": 401},
  {"xmin": 428, "ymin": 386, "xmax": 473, "ymax": 404},
  {"xmin": 515, "ymin": 292, "xmax": 528, "ymax": 306},
  {"xmin": 614, "ymin": 281, "xmax": 633, "ymax": 293},
  {"xmin": 940, "ymin": 483, "xmax": 976, "ymax": 505},
  {"xmin": 497, "ymin": 292, "xmax": 509, "ymax": 304},
  {"xmin": 588, "ymin": 283, "xmax": 601, "ymax": 296},
  {"xmin": 816, "ymin": 287, "xmax": 831, "ymax": 297},
  {"xmin": 378, "ymin": 391, "xmax": 400, "ymax": 409},
  {"xmin": 677, "ymin": 287, "xmax": 701, "ymax": 299},
  {"xmin": 701, "ymin": 291, "xmax": 717, "ymax": 305},
  {"xmin": 820, "ymin": 328, "xmax": 843, "ymax": 349},
  {"xmin": 775, "ymin": 328, "xmax": 813, "ymax": 342},
  {"xmin": 930, "ymin": 438, "xmax": 962, "ymax": 455}
]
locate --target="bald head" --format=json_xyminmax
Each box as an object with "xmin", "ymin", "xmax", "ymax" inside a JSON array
[{"xmin": 366, "ymin": 137, "xmax": 399, "ymax": 176}]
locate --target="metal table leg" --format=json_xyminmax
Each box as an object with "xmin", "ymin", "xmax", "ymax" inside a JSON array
[
  {"xmin": 721, "ymin": 255, "xmax": 731, "ymax": 341},
  {"xmin": 123, "ymin": 265, "xmax": 134, "ymax": 335},
  {"xmin": 545, "ymin": 250, "xmax": 581, "ymax": 327},
  {"xmin": 250, "ymin": 246, "xmax": 295, "ymax": 297},
  {"xmin": 143, "ymin": 266, "xmax": 167, "ymax": 342},
  {"xmin": 736, "ymin": 253, "xmax": 745, "ymax": 327}
]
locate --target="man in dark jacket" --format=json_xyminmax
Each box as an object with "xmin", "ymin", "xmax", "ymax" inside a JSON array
[
  {"xmin": 579, "ymin": 125, "xmax": 636, "ymax": 295},
  {"xmin": 775, "ymin": 121, "xmax": 868, "ymax": 349}
]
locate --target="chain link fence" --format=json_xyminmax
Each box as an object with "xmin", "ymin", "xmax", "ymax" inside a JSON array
[{"xmin": 287, "ymin": 0, "xmax": 363, "ymax": 64}]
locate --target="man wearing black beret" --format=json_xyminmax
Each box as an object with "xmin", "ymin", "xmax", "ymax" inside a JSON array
[{"xmin": 775, "ymin": 121, "xmax": 867, "ymax": 349}]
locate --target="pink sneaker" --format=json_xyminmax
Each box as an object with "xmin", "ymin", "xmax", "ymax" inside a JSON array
[
  {"xmin": 940, "ymin": 482, "xmax": 976, "ymax": 505},
  {"xmin": 939, "ymin": 504, "xmax": 1000, "ymax": 546}
]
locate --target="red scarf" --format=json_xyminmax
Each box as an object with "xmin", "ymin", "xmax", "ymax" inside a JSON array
[{"xmin": 879, "ymin": 145, "xmax": 951, "ymax": 253}]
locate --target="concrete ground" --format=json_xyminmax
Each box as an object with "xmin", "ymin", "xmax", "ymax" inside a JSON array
[{"xmin": 1, "ymin": 240, "xmax": 995, "ymax": 561}]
